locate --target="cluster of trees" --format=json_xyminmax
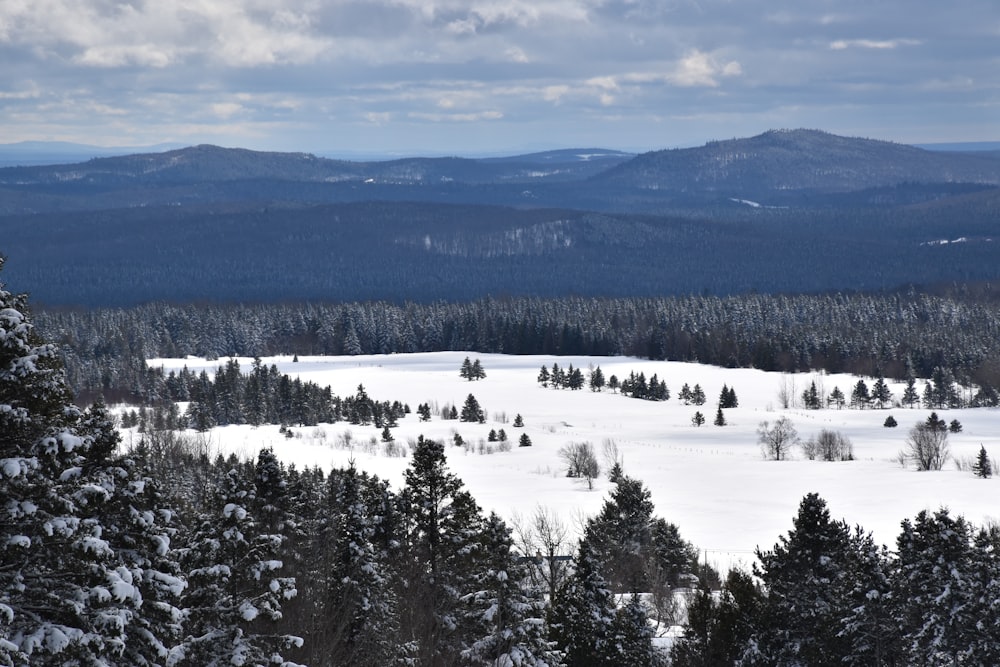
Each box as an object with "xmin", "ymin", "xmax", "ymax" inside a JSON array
[
  {"xmin": 151, "ymin": 360, "xmax": 409, "ymax": 430},
  {"xmin": 619, "ymin": 371, "xmax": 670, "ymax": 402},
  {"xmin": 459, "ymin": 356, "xmax": 486, "ymax": 381},
  {"xmin": 537, "ymin": 363, "xmax": 587, "ymax": 390},
  {"xmin": 34, "ymin": 289, "xmax": 1000, "ymax": 407},
  {"xmin": 672, "ymin": 494, "xmax": 1000, "ymax": 666}
]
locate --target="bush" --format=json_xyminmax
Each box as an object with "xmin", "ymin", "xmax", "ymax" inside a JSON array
[
  {"xmin": 884, "ymin": 415, "xmax": 898, "ymax": 428},
  {"xmin": 906, "ymin": 422, "xmax": 950, "ymax": 471},
  {"xmin": 801, "ymin": 429, "xmax": 854, "ymax": 461},
  {"xmin": 558, "ymin": 441, "xmax": 600, "ymax": 489}
]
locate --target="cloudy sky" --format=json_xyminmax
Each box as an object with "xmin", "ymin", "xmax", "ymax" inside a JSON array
[{"xmin": 2, "ymin": 0, "xmax": 997, "ymax": 156}]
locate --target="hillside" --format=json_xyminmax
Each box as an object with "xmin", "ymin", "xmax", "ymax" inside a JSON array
[
  {"xmin": 594, "ymin": 129, "xmax": 1000, "ymax": 196},
  {"xmin": 2, "ymin": 129, "xmax": 1000, "ymax": 307}
]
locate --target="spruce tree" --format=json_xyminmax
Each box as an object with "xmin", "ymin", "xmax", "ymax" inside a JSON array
[
  {"xmin": 318, "ymin": 464, "xmax": 400, "ymax": 666},
  {"xmin": 0, "ymin": 265, "xmax": 153, "ymax": 664},
  {"xmin": 549, "ymin": 538, "xmax": 619, "ymax": 667},
  {"xmin": 171, "ymin": 462, "xmax": 300, "ymax": 666},
  {"xmin": 460, "ymin": 513, "xmax": 562, "ymax": 667},
  {"xmin": 894, "ymin": 508, "xmax": 974, "ymax": 666},
  {"xmin": 973, "ymin": 444, "xmax": 992, "ymax": 478},
  {"xmin": 749, "ymin": 494, "xmax": 855, "ymax": 665},
  {"xmin": 397, "ymin": 436, "xmax": 485, "ymax": 665},
  {"xmin": 461, "ymin": 393, "xmax": 485, "ymax": 423}
]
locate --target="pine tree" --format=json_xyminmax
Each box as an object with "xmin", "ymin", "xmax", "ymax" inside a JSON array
[
  {"xmin": 513, "ymin": 414, "xmax": 524, "ymax": 428},
  {"xmin": 460, "ymin": 513, "xmax": 562, "ymax": 667},
  {"xmin": 679, "ymin": 383, "xmax": 692, "ymax": 405},
  {"xmin": 838, "ymin": 528, "xmax": 902, "ymax": 666},
  {"xmin": 0, "ymin": 266, "xmax": 149, "ymax": 664},
  {"xmin": 461, "ymin": 393, "xmax": 486, "ymax": 423},
  {"xmin": 549, "ymin": 539, "xmax": 619, "ymax": 667},
  {"xmin": 893, "ymin": 508, "xmax": 973, "ymax": 666},
  {"xmin": 871, "ymin": 376, "xmax": 892, "ymax": 409},
  {"xmin": 973, "ymin": 444, "xmax": 992, "ymax": 478},
  {"xmin": 519, "ymin": 433, "xmax": 532, "ymax": 447},
  {"xmin": 471, "ymin": 358, "xmax": 486, "ymax": 380},
  {"xmin": 964, "ymin": 528, "xmax": 1000, "ymax": 663},
  {"xmin": 802, "ymin": 380, "xmax": 821, "ymax": 409},
  {"xmin": 171, "ymin": 462, "xmax": 300, "ymax": 666},
  {"xmin": 713, "ymin": 406, "xmax": 726, "ymax": 426},
  {"xmin": 460, "ymin": 356, "xmax": 474, "ymax": 380},
  {"xmin": 850, "ymin": 379, "xmax": 870, "ymax": 409},
  {"xmin": 584, "ymin": 477, "xmax": 656, "ymax": 593},
  {"xmin": 902, "ymin": 376, "xmax": 920, "ymax": 408},
  {"xmin": 397, "ymin": 436, "xmax": 485, "ymax": 665},
  {"xmin": 692, "ymin": 411, "xmax": 705, "ymax": 427},
  {"xmin": 613, "ymin": 593, "xmax": 658, "ymax": 666},
  {"xmin": 749, "ymin": 494, "xmax": 855, "ymax": 665},
  {"xmin": 670, "ymin": 569, "xmax": 762, "ymax": 667},
  {"xmin": 828, "ymin": 386, "xmax": 846, "ymax": 409},
  {"xmin": 691, "ymin": 384, "xmax": 706, "ymax": 406},
  {"xmin": 84, "ymin": 404, "xmax": 187, "ymax": 666},
  {"xmin": 588, "ymin": 365, "xmax": 605, "ymax": 392},
  {"xmin": 537, "ymin": 365, "xmax": 551, "ymax": 388},
  {"xmin": 318, "ymin": 464, "xmax": 400, "ymax": 666}
]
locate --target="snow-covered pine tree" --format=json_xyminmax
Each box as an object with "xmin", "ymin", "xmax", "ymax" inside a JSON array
[
  {"xmin": 170, "ymin": 462, "xmax": 300, "ymax": 666},
  {"xmin": 80, "ymin": 402, "xmax": 186, "ymax": 666},
  {"xmin": 613, "ymin": 593, "xmax": 661, "ymax": 666},
  {"xmin": 749, "ymin": 493, "xmax": 855, "ymax": 665},
  {"xmin": 549, "ymin": 537, "xmax": 619, "ymax": 667},
  {"xmin": 397, "ymin": 436, "xmax": 485, "ymax": 666},
  {"xmin": 963, "ymin": 527, "xmax": 1000, "ymax": 663},
  {"xmin": 0, "ymin": 263, "xmax": 148, "ymax": 664},
  {"xmin": 316, "ymin": 464, "xmax": 400, "ymax": 666},
  {"xmin": 893, "ymin": 508, "xmax": 974, "ymax": 666},
  {"xmin": 461, "ymin": 512, "xmax": 563, "ymax": 667},
  {"xmin": 837, "ymin": 528, "xmax": 902, "ymax": 667},
  {"xmin": 669, "ymin": 569, "xmax": 761, "ymax": 667},
  {"xmin": 584, "ymin": 476, "xmax": 655, "ymax": 594}
]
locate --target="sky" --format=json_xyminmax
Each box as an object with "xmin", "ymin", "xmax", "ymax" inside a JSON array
[{"xmin": 2, "ymin": 0, "xmax": 998, "ymax": 157}]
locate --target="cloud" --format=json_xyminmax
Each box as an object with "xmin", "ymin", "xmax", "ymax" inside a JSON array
[
  {"xmin": 408, "ymin": 110, "xmax": 503, "ymax": 122},
  {"xmin": 667, "ymin": 50, "xmax": 742, "ymax": 87},
  {"xmin": 830, "ymin": 38, "xmax": 922, "ymax": 51},
  {"xmin": 0, "ymin": 0, "xmax": 996, "ymax": 152}
]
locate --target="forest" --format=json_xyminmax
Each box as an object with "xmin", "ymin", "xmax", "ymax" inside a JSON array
[
  {"xmin": 6, "ymin": 260, "xmax": 1000, "ymax": 666},
  {"xmin": 34, "ymin": 287, "xmax": 1000, "ymax": 407}
]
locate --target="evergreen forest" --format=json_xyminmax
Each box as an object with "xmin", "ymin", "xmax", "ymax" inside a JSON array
[{"xmin": 6, "ymin": 262, "xmax": 1000, "ymax": 665}]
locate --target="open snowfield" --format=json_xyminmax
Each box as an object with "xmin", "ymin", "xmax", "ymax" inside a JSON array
[{"xmin": 140, "ymin": 352, "xmax": 1000, "ymax": 574}]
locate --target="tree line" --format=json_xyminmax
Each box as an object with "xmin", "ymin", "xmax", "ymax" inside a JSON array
[{"xmin": 34, "ymin": 288, "xmax": 1000, "ymax": 407}]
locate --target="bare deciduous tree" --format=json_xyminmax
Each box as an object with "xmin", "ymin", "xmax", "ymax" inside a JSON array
[
  {"xmin": 905, "ymin": 423, "xmax": 950, "ymax": 471},
  {"xmin": 511, "ymin": 506, "xmax": 573, "ymax": 602},
  {"xmin": 758, "ymin": 417, "xmax": 799, "ymax": 461},
  {"xmin": 558, "ymin": 441, "xmax": 601, "ymax": 489}
]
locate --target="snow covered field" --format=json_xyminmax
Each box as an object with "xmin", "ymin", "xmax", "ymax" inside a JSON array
[{"xmin": 141, "ymin": 352, "xmax": 1000, "ymax": 575}]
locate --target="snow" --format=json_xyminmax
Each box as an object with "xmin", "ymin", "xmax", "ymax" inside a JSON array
[
  {"xmin": 222, "ymin": 503, "xmax": 247, "ymax": 521},
  {"xmin": 143, "ymin": 352, "xmax": 1000, "ymax": 574}
]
